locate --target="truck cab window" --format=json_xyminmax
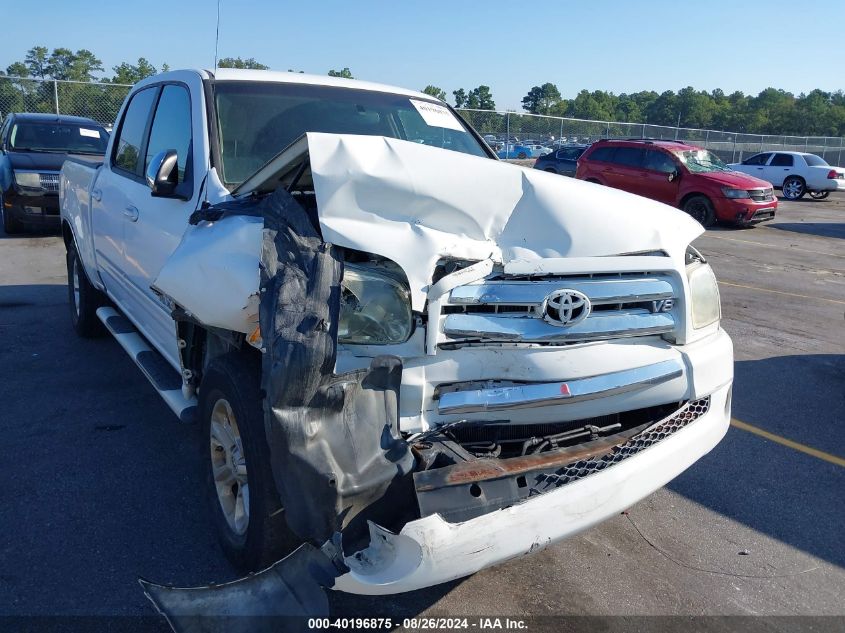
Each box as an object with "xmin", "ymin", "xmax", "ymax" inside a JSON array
[
  {"xmin": 113, "ymin": 87, "xmax": 158, "ymax": 176},
  {"xmin": 146, "ymin": 85, "xmax": 192, "ymax": 183}
]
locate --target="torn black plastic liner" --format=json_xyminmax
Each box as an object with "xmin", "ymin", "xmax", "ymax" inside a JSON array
[
  {"xmin": 141, "ymin": 542, "xmax": 339, "ymax": 633},
  {"xmin": 255, "ymin": 189, "xmax": 415, "ymax": 547}
]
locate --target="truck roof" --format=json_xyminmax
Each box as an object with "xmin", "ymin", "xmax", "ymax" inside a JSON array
[{"xmin": 205, "ymin": 68, "xmax": 441, "ymax": 102}]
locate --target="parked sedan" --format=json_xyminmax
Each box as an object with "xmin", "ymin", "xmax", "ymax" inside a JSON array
[
  {"xmin": 728, "ymin": 151, "xmax": 845, "ymax": 200},
  {"xmin": 522, "ymin": 143, "xmax": 554, "ymax": 158},
  {"xmin": 0, "ymin": 113, "xmax": 108, "ymax": 233},
  {"xmin": 534, "ymin": 144, "xmax": 590, "ymax": 177}
]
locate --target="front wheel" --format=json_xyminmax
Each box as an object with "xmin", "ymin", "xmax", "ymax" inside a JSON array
[
  {"xmin": 782, "ymin": 176, "xmax": 806, "ymax": 200},
  {"xmin": 517, "ymin": 151, "xmax": 527, "ymax": 159},
  {"xmin": 682, "ymin": 195, "xmax": 716, "ymax": 227},
  {"xmin": 200, "ymin": 352, "xmax": 300, "ymax": 571},
  {"xmin": 809, "ymin": 190, "xmax": 829, "ymax": 200},
  {"xmin": 1, "ymin": 195, "xmax": 23, "ymax": 235}
]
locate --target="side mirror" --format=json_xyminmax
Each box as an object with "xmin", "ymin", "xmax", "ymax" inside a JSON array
[
  {"xmin": 146, "ymin": 150, "xmax": 179, "ymax": 197},
  {"xmin": 667, "ymin": 169, "xmax": 680, "ymax": 182}
]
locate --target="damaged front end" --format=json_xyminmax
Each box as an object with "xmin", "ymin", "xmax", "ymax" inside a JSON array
[{"xmin": 145, "ymin": 133, "xmax": 731, "ymax": 625}]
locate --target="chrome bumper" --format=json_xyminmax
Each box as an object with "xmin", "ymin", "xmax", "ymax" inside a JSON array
[{"xmin": 437, "ymin": 359, "xmax": 683, "ymax": 414}]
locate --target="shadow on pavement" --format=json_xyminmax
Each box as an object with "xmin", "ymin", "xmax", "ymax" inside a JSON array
[
  {"xmin": 765, "ymin": 222, "xmax": 845, "ymax": 240},
  {"xmin": 669, "ymin": 354, "xmax": 845, "ymax": 568}
]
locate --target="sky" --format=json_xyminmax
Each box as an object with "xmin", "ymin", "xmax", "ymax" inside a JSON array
[{"xmin": 1, "ymin": 0, "xmax": 843, "ymax": 110}]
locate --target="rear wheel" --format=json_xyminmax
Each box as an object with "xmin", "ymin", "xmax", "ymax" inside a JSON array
[
  {"xmin": 682, "ymin": 195, "xmax": 716, "ymax": 227},
  {"xmin": 809, "ymin": 190, "xmax": 829, "ymax": 200},
  {"xmin": 200, "ymin": 352, "xmax": 300, "ymax": 571},
  {"xmin": 782, "ymin": 176, "xmax": 806, "ymax": 200},
  {"xmin": 66, "ymin": 243, "xmax": 105, "ymax": 337},
  {"xmin": 517, "ymin": 151, "xmax": 528, "ymax": 159}
]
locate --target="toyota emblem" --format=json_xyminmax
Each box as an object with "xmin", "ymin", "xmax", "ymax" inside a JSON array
[{"xmin": 541, "ymin": 289, "xmax": 591, "ymax": 327}]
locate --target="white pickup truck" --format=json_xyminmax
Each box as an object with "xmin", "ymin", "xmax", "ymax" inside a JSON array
[
  {"xmin": 729, "ymin": 150, "xmax": 845, "ymax": 200},
  {"xmin": 60, "ymin": 68, "xmax": 733, "ymax": 621}
]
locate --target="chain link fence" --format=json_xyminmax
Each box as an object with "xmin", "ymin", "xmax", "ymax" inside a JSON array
[
  {"xmin": 0, "ymin": 76, "xmax": 131, "ymax": 128},
  {"xmin": 458, "ymin": 109, "xmax": 845, "ymax": 166},
  {"xmin": 3, "ymin": 77, "xmax": 843, "ymax": 166}
]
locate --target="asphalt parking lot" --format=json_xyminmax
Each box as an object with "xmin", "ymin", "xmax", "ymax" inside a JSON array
[{"xmin": 1, "ymin": 192, "xmax": 843, "ymax": 631}]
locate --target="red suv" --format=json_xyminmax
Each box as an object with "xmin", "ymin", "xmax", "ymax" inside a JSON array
[{"xmin": 575, "ymin": 139, "xmax": 777, "ymax": 226}]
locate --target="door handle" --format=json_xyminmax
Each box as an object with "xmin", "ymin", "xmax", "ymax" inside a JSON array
[
  {"xmin": 123, "ymin": 205, "xmax": 139, "ymax": 222},
  {"xmin": 91, "ymin": 188, "xmax": 102, "ymax": 202}
]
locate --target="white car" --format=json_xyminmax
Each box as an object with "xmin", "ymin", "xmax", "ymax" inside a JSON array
[
  {"xmin": 729, "ymin": 151, "xmax": 845, "ymax": 200},
  {"xmin": 523, "ymin": 143, "xmax": 554, "ymax": 157}
]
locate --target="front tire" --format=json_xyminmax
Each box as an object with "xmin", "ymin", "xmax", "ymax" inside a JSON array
[
  {"xmin": 517, "ymin": 151, "xmax": 527, "ymax": 159},
  {"xmin": 200, "ymin": 351, "xmax": 300, "ymax": 571},
  {"xmin": 682, "ymin": 195, "xmax": 716, "ymax": 227},
  {"xmin": 66, "ymin": 243, "xmax": 105, "ymax": 338},
  {"xmin": 1, "ymin": 195, "xmax": 23, "ymax": 235},
  {"xmin": 782, "ymin": 176, "xmax": 806, "ymax": 200}
]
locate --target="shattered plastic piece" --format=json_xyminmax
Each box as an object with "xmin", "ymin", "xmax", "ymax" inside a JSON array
[{"xmin": 140, "ymin": 542, "xmax": 342, "ymax": 633}]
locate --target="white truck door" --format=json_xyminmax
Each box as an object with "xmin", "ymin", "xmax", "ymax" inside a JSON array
[
  {"xmin": 765, "ymin": 153, "xmax": 793, "ymax": 186},
  {"xmin": 91, "ymin": 86, "xmax": 160, "ymax": 314},
  {"xmin": 121, "ymin": 79, "xmax": 205, "ymax": 368}
]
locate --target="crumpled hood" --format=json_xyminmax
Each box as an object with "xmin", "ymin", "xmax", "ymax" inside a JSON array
[{"xmin": 306, "ymin": 133, "xmax": 702, "ymax": 309}]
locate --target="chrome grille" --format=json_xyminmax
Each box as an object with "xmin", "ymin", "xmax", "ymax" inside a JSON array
[
  {"xmin": 39, "ymin": 172, "xmax": 60, "ymax": 192},
  {"xmin": 440, "ymin": 273, "xmax": 678, "ymax": 346},
  {"xmin": 748, "ymin": 188, "xmax": 774, "ymax": 202}
]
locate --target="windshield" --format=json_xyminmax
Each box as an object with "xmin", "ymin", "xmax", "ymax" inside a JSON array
[
  {"xmin": 214, "ymin": 81, "xmax": 489, "ymax": 186},
  {"xmin": 675, "ymin": 149, "xmax": 731, "ymax": 173},
  {"xmin": 9, "ymin": 122, "xmax": 108, "ymax": 155},
  {"xmin": 804, "ymin": 154, "xmax": 828, "ymax": 166}
]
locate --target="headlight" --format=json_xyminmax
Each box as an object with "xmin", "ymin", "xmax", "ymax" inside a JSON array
[
  {"xmin": 13, "ymin": 171, "xmax": 41, "ymax": 188},
  {"xmin": 721, "ymin": 187, "xmax": 749, "ymax": 199},
  {"xmin": 686, "ymin": 247, "xmax": 720, "ymax": 329},
  {"xmin": 338, "ymin": 263, "xmax": 412, "ymax": 344}
]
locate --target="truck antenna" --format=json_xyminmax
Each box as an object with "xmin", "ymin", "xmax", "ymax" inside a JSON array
[{"xmin": 213, "ymin": 0, "xmax": 221, "ymax": 72}]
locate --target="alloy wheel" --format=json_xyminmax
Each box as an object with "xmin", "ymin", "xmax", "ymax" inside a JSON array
[
  {"xmin": 72, "ymin": 257, "xmax": 81, "ymax": 317},
  {"xmin": 783, "ymin": 178, "xmax": 804, "ymax": 200},
  {"xmin": 209, "ymin": 398, "xmax": 250, "ymax": 536}
]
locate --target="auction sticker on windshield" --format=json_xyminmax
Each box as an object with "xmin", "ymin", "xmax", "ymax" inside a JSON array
[
  {"xmin": 409, "ymin": 99, "xmax": 465, "ymax": 131},
  {"xmin": 79, "ymin": 128, "xmax": 100, "ymax": 138}
]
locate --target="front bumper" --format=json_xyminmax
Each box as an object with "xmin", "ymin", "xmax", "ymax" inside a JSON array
[
  {"xmin": 334, "ymin": 329, "xmax": 733, "ymax": 595},
  {"xmin": 3, "ymin": 189, "xmax": 60, "ymax": 226},
  {"xmin": 712, "ymin": 196, "xmax": 777, "ymax": 224}
]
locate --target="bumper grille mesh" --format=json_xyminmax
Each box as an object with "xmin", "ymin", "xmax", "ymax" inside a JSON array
[{"xmin": 534, "ymin": 397, "xmax": 711, "ymax": 490}]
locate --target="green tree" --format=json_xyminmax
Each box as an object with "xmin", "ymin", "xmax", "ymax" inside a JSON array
[
  {"xmin": 46, "ymin": 48, "xmax": 103, "ymax": 81},
  {"xmin": 466, "ymin": 85, "xmax": 495, "ymax": 110},
  {"xmin": 522, "ymin": 83, "xmax": 561, "ymax": 114},
  {"xmin": 5, "ymin": 62, "xmax": 29, "ymax": 77},
  {"xmin": 422, "ymin": 85, "xmax": 446, "ymax": 101},
  {"xmin": 327, "ymin": 67, "xmax": 353, "ymax": 78},
  {"xmin": 24, "ymin": 46, "xmax": 49, "ymax": 79},
  {"xmin": 218, "ymin": 57, "xmax": 269, "ymax": 70},
  {"xmin": 111, "ymin": 58, "xmax": 159, "ymax": 84},
  {"xmin": 453, "ymin": 88, "xmax": 467, "ymax": 108}
]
